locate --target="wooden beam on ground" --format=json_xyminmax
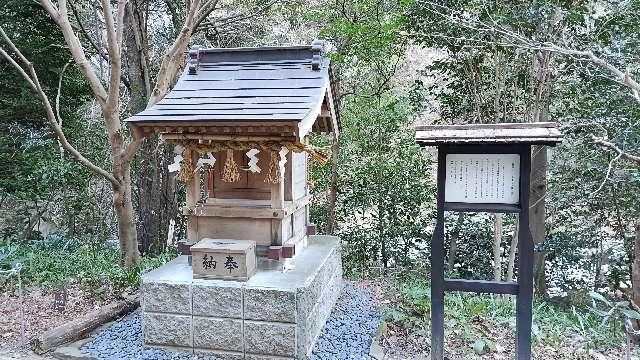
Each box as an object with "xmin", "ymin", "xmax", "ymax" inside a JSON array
[{"xmin": 31, "ymin": 297, "xmax": 139, "ymax": 354}]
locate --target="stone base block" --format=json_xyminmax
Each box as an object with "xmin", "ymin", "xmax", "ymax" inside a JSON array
[{"xmin": 141, "ymin": 236, "xmax": 342, "ymax": 359}]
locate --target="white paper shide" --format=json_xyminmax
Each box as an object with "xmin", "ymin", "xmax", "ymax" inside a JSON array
[{"xmin": 445, "ymin": 153, "xmax": 520, "ymax": 204}]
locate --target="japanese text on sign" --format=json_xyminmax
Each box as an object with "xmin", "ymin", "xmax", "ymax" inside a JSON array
[{"xmin": 444, "ymin": 154, "xmax": 520, "ymax": 204}]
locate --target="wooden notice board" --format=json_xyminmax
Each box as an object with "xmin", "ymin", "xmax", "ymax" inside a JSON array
[
  {"xmin": 415, "ymin": 122, "xmax": 563, "ymax": 360},
  {"xmin": 444, "ymin": 153, "xmax": 520, "ymax": 204}
]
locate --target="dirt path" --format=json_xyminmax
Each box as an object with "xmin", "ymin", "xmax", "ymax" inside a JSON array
[{"xmin": 0, "ymin": 284, "xmax": 110, "ymax": 359}]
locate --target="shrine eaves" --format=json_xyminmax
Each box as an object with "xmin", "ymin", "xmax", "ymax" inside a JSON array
[{"xmin": 126, "ymin": 40, "xmax": 339, "ymax": 142}]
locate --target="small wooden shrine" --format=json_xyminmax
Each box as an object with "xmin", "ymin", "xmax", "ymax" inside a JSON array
[
  {"xmin": 415, "ymin": 122, "xmax": 563, "ymax": 360},
  {"xmin": 127, "ymin": 41, "xmax": 338, "ymax": 274}
]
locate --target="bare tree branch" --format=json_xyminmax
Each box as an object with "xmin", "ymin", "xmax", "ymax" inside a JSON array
[
  {"xmin": 410, "ymin": 1, "xmax": 640, "ymax": 104},
  {"xmin": 39, "ymin": 0, "xmax": 109, "ymax": 105},
  {"xmin": 197, "ymin": 0, "xmax": 279, "ymax": 32},
  {"xmin": 592, "ymin": 151, "xmax": 623, "ymax": 196},
  {"xmin": 55, "ymin": 59, "xmax": 72, "ymax": 158},
  {"xmin": 593, "ymin": 136, "xmax": 640, "ymax": 166},
  {"xmin": 0, "ymin": 27, "xmax": 120, "ymax": 186},
  {"xmin": 147, "ymin": 0, "xmax": 218, "ymax": 108},
  {"xmin": 68, "ymin": 0, "xmax": 109, "ymax": 62}
]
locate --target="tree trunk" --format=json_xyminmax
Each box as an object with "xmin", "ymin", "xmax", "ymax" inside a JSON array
[
  {"xmin": 124, "ymin": 3, "xmax": 178, "ymax": 254},
  {"xmin": 633, "ymin": 219, "xmax": 640, "ymax": 304},
  {"xmin": 529, "ymin": 47, "xmax": 554, "ymax": 296},
  {"xmin": 447, "ymin": 212, "xmax": 464, "ymax": 271},
  {"xmin": 493, "ymin": 213, "xmax": 503, "ymax": 281},
  {"xmin": 506, "ymin": 219, "xmax": 519, "ymax": 281},
  {"xmin": 32, "ymin": 297, "xmax": 139, "ymax": 354},
  {"xmin": 530, "ymin": 145, "xmax": 548, "ymax": 295},
  {"xmin": 326, "ymin": 134, "xmax": 339, "ymax": 235},
  {"xmin": 113, "ymin": 164, "xmax": 140, "ymax": 267}
]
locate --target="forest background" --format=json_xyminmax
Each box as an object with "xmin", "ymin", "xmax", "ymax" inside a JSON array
[{"xmin": 1, "ymin": 0, "xmax": 639, "ymax": 358}]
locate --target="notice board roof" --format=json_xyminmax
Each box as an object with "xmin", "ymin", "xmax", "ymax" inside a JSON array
[
  {"xmin": 415, "ymin": 122, "xmax": 563, "ymax": 146},
  {"xmin": 126, "ymin": 41, "xmax": 338, "ymax": 138}
]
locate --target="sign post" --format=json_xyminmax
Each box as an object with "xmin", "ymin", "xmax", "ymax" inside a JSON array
[{"xmin": 415, "ymin": 123, "xmax": 563, "ymax": 360}]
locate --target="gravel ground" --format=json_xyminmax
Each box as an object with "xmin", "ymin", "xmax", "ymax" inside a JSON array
[
  {"xmin": 81, "ymin": 284, "xmax": 381, "ymax": 360},
  {"xmin": 308, "ymin": 285, "xmax": 381, "ymax": 360}
]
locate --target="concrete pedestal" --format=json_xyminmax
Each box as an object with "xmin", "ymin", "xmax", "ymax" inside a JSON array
[{"xmin": 141, "ymin": 236, "xmax": 343, "ymax": 360}]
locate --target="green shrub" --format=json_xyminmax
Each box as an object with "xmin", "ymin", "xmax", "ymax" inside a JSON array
[
  {"xmin": 0, "ymin": 233, "xmax": 175, "ymax": 296},
  {"xmin": 384, "ymin": 272, "xmax": 627, "ymax": 354}
]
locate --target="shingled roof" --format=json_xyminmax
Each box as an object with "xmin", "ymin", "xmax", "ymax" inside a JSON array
[
  {"xmin": 415, "ymin": 122, "xmax": 563, "ymax": 146},
  {"xmin": 127, "ymin": 41, "xmax": 338, "ymax": 139}
]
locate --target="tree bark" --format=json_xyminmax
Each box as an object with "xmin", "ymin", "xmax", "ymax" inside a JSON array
[
  {"xmin": 32, "ymin": 297, "xmax": 138, "ymax": 354},
  {"xmin": 633, "ymin": 219, "xmax": 640, "ymax": 304},
  {"xmin": 506, "ymin": 219, "xmax": 519, "ymax": 281},
  {"xmin": 530, "ymin": 145, "xmax": 548, "ymax": 295},
  {"xmin": 447, "ymin": 212, "xmax": 464, "ymax": 272},
  {"xmin": 124, "ymin": 2, "xmax": 178, "ymax": 254},
  {"xmin": 493, "ymin": 213, "xmax": 503, "ymax": 281},
  {"xmin": 326, "ymin": 134, "xmax": 339, "ymax": 235},
  {"xmin": 529, "ymin": 48, "xmax": 554, "ymax": 296}
]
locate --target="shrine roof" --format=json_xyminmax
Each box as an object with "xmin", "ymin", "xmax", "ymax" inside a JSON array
[
  {"xmin": 415, "ymin": 122, "xmax": 563, "ymax": 146},
  {"xmin": 126, "ymin": 41, "xmax": 338, "ymax": 137}
]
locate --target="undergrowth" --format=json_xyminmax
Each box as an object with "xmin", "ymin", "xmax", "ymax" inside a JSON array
[
  {"xmin": 0, "ymin": 233, "xmax": 175, "ymax": 297},
  {"xmin": 385, "ymin": 273, "xmax": 630, "ymax": 356}
]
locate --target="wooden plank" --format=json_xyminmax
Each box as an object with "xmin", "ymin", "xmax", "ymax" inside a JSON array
[
  {"xmin": 201, "ymin": 58, "xmax": 311, "ymax": 66},
  {"xmin": 271, "ymin": 182, "xmax": 285, "ymax": 246},
  {"xmin": 128, "ymin": 114, "xmax": 307, "ymax": 121},
  {"xmin": 128, "ymin": 121, "xmax": 300, "ymax": 133},
  {"xmin": 139, "ymin": 109, "xmax": 310, "ymax": 116},
  {"xmin": 173, "ymin": 78, "xmax": 325, "ymax": 91},
  {"xmin": 198, "ymin": 59, "xmax": 311, "ymax": 67},
  {"xmin": 152, "ymin": 103, "xmax": 313, "ymax": 110},
  {"xmin": 516, "ymin": 145, "xmax": 534, "ymax": 360},
  {"xmin": 185, "ymin": 150, "xmax": 200, "ymax": 208},
  {"xmin": 284, "ymin": 152, "xmax": 293, "ymax": 201},
  {"xmin": 196, "ymin": 65, "xmax": 309, "ymax": 73},
  {"xmin": 415, "ymin": 122, "xmax": 558, "ymax": 131},
  {"xmin": 182, "ymin": 204, "xmax": 286, "ymax": 219},
  {"xmin": 416, "ymin": 127, "xmax": 560, "ymax": 140},
  {"xmin": 417, "ymin": 138, "xmax": 563, "ymax": 146},
  {"xmin": 444, "ymin": 279, "xmax": 519, "ymax": 294},
  {"xmin": 443, "ymin": 202, "xmax": 521, "ymax": 213},
  {"xmin": 431, "ymin": 146, "xmax": 447, "ymax": 360},
  {"xmin": 162, "ymin": 134, "xmax": 297, "ymax": 142},
  {"xmin": 157, "ymin": 97, "xmax": 316, "ymax": 105},
  {"xmin": 165, "ymin": 88, "xmax": 321, "ymax": 98},
  {"xmin": 186, "ymin": 69, "xmax": 321, "ymax": 80}
]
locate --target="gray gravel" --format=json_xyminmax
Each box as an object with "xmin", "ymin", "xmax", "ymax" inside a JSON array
[
  {"xmin": 308, "ymin": 285, "xmax": 381, "ymax": 360},
  {"xmin": 81, "ymin": 284, "xmax": 381, "ymax": 359}
]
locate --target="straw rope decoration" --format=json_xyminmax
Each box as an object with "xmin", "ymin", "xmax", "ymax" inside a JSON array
[
  {"xmin": 222, "ymin": 149, "xmax": 241, "ymax": 183},
  {"xmin": 178, "ymin": 152, "xmax": 194, "ymax": 181},
  {"xmin": 264, "ymin": 150, "xmax": 281, "ymax": 184},
  {"xmin": 168, "ymin": 139, "xmax": 330, "ymax": 183}
]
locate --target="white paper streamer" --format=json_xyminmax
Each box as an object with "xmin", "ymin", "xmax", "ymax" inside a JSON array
[
  {"xmin": 195, "ymin": 152, "xmax": 216, "ymax": 172},
  {"xmin": 168, "ymin": 145, "xmax": 185, "ymax": 173},
  {"xmin": 246, "ymin": 148, "xmax": 261, "ymax": 173},
  {"xmin": 168, "ymin": 154, "xmax": 183, "ymax": 173},
  {"xmin": 278, "ymin": 147, "xmax": 289, "ymax": 176}
]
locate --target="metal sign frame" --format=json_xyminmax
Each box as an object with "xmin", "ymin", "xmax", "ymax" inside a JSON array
[{"xmin": 431, "ymin": 143, "xmax": 533, "ymax": 360}]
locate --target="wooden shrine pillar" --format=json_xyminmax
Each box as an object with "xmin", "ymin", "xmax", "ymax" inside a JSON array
[{"xmin": 186, "ymin": 149, "xmax": 200, "ymax": 241}]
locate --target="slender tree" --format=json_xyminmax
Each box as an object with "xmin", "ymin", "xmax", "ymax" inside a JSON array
[{"xmin": 0, "ymin": 0, "xmax": 220, "ymax": 266}]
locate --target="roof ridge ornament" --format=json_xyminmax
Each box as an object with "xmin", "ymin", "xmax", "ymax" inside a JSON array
[
  {"xmin": 188, "ymin": 45, "xmax": 204, "ymax": 75},
  {"xmin": 311, "ymin": 40, "xmax": 325, "ymax": 71}
]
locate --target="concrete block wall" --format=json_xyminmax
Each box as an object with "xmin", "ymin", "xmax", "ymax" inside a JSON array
[{"xmin": 142, "ymin": 236, "xmax": 342, "ymax": 360}]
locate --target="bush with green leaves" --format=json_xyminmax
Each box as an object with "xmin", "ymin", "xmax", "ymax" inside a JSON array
[
  {"xmin": 386, "ymin": 273, "xmax": 630, "ymax": 356},
  {"xmin": 0, "ymin": 233, "xmax": 174, "ymax": 297}
]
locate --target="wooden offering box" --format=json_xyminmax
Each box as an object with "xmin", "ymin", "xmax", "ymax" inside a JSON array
[{"xmin": 191, "ymin": 238, "xmax": 256, "ymax": 281}]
